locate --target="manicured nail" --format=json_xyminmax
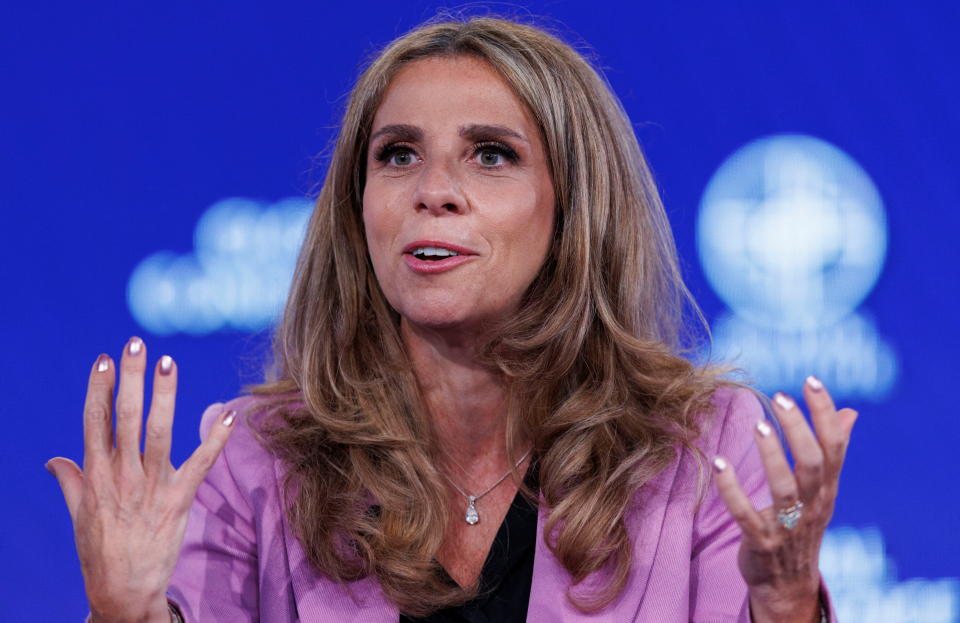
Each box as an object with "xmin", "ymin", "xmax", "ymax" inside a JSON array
[
  {"xmin": 774, "ymin": 392, "xmax": 795, "ymax": 410},
  {"xmin": 222, "ymin": 410, "xmax": 237, "ymax": 427},
  {"xmin": 159, "ymin": 355, "xmax": 173, "ymax": 376},
  {"xmin": 128, "ymin": 337, "xmax": 143, "ymax": 356},
  {"xmin": 756, "ymin": 420, "xmax": 773, "ymax": 437},
  {"xmin": 712, "ymin": 456, "xmax": 728, "ymax": 472},
  {"xmin": 96, "ymin": 354, "xmax": 110, "ymax": 372},
  {"xmin": 806, "ymin": 375, "xmax": 824, "ymax": 391}
]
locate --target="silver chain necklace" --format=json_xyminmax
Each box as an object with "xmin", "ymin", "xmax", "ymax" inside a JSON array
[{"xmin": 442, "ymin": 449, "xmax": 532, "ymax": 525}]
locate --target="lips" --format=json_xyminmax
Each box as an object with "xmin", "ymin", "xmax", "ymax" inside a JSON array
[
  {"xmin": 401, "ymin": 240, "xmax": 478, "ymax": 256},
  {"xmin": 401, "ymin": 240, "xmax": 478, "ymax": 274}
]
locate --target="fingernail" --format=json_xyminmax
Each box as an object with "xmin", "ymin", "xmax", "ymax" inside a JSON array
[
  {"xmin": 128, "ymin": 337, "xmax": 143, "ymax": 356},
  {"xmin": 806, "ymin": 375, "xmax": 824, "ymax": 391},
  {"xmin": 756, "ymin": 420, "xmax": 772, "ymax": 437},
  {"xmin": 96, "ymin": 354, "xmax": 110, "ymax": 372},
  {"xmin": 159, "ymin": 355, "xmax": 173, "ymax": 376},
  {"xmin": 222, "ymin": 410, "xmax": 237, "ymax": 427},
  {"xmin": 712, "ymin": 456, "xmax": 728, "ymax": 472},
  {"xmin": 774, "ymin": 392, "xmax": 795, "ymax": 410},
  {"xmin": 44, "ymin": 461, "xmax": 54, "ymax": 476}
]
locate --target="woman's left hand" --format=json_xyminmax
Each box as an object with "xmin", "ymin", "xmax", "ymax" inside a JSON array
[{"xmin": 713, "ymin": 376, "xmax": 858, "ymax": 623}]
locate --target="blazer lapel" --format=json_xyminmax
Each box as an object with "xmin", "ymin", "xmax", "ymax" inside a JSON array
[
  {"xmin": 526, "ymin": 459, "xmax": 680, "ymax": 622},
  {"xmin": 275, "ymin": 463, "xmax": 399, "ymax": 623}
]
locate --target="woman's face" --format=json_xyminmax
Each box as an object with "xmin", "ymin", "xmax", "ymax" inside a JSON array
[{"xmin": 363, "ymin": 56, "xmax": 555, "ymax": 333}]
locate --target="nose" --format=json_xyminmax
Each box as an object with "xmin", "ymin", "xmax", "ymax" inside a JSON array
[{"xmin": 412, "ymin": 159, "xmax": 467, "ymax": 216}]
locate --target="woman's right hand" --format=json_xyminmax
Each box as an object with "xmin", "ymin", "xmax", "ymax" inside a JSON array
[{"xmin": 46, "ymin": 338, "xmax": 237, "ymax": 623}]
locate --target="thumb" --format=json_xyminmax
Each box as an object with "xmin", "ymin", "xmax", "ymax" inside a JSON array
[{"xmin": 46, "ymin": 457, "xmax": 84, "ymax": 522}]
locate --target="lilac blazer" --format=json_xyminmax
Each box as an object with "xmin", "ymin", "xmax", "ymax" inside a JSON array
[{"xmin": 167, "ymin": 388, "xmax": 835, "ymax": 622}]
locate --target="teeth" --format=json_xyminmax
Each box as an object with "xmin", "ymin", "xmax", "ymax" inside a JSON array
[{"xmin": 412, "ymin": 246, "xmax": 459, "ymax": 258}]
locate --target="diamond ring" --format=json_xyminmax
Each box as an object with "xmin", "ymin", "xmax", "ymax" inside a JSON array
[{"xmin": 776, "ymin": 500, "xmax": 804, "ymax": 530}]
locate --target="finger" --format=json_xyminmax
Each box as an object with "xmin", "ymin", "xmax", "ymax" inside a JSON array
[
  {"xmin": 176, "ymin": 408, "xmax": 238, "ymax": 497},
  {"xmin": 143, "ymin": 355, "xmax": 177, "ymax": 476},
  {"xmin": 772, "ymin": 392, "xmax": 824, "ymax": 504},
  {"xmin": 83, "ymin": 354, "xmax": 115, "ymax": 469},
  {"xmin": 712, "ymin": 455, "xmax": 767, "ymax": 541},
  {"xmin": 115, "ymin": 337, "xmax": 147, "ymax": 466},
  {"xmin": 831, "ymin": 407, "xmax": 859, "ymax": 480},
  {"xmin": 46, "ymin": 457, "xmax": 84, "ymax": 522},
  {"xmin": 802, "ymin": 376, "xmax": 853, "ymax": 476},
  {"xmin": 753, "ymin": 418, "xmax": 800, "ymax": 509},
  {"xmin": 837, "ymin": 408, "xmax": 858, "ymax": 439}
]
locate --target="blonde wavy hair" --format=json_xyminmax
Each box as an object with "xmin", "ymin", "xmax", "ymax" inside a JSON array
[{"xmin": 252, "ymin": 14, "xmax": 726, "ymax": 616}]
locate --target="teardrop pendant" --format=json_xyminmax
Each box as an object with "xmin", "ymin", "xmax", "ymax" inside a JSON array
[{"xmin": 465, "ymin": 495, "xmax": 480, "ymax": 525}]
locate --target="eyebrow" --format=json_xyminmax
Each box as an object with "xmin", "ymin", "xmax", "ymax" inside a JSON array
[
  {"xmin": 369, "ymin": 124, "xmax": 422, "ymax": 144},
  {"xmin": 459, "ymin": 123, "xmax": 528, "ymax": 144},
  {"xmin": 368, "ymin": 123, "xmax": 528, "ymax": 145}
]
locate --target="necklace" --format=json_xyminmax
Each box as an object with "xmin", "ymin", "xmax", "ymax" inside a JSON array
[{"xmin": 442, "ymin": 449, "xmax": 532, "ymax": 525}]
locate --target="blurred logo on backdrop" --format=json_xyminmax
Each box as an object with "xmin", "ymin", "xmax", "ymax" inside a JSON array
[
  {"xmin": 127, "ymin": 197, "xmax": 312, "ymax": 335},
  {"xmin": 820, "ymin": 528, "xmax": 958, "ymax": 622},
  {"xmin": 697, "ymin": 134, "xmax": 897, "ymax": 400}
]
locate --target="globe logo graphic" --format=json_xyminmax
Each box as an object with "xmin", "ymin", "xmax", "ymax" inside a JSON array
[
  {"xmin": 697, "ymin": 134, "xmax": 896, "ymax": 399},
  {"xmin": 697, "ymin": 134, "xmax": 887, "ymax": 331},
  {"xmin": 127, "ymin": 197, "xmax": 312, "ymax": 335}
]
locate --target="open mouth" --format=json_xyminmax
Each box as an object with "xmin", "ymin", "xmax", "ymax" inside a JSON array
[{"xmin": 410, "ymin": 246, "xmax": 461, "ymax": 261}]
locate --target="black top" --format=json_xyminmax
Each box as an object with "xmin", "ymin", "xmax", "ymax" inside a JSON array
[{"xmin": 399, "ymin": 464, "xmax": 539, "ymax": 623}]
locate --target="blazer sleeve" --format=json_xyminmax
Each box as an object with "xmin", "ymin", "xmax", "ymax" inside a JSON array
[
  {"xmin": 166, "ymin": 402, "xmax": 261, "ymax": 622},
  {"xmin": 688, "ymin": 388, "xmax": 837, "ymax": 623}
]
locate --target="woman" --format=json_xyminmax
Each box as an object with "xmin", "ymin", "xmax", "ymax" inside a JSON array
[{"xmin": 48, "ymin": 15, "xmax": 856, "ymax": 622}]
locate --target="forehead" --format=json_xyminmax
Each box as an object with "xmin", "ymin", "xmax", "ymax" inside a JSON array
[{"xmin": 371, "ymin": 56, "xmax": 537, "ymax": 136}]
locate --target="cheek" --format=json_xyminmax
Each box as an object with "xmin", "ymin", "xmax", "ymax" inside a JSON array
[
  {"xmin": 505, "ymin": 188, "xmax": 555, "ymax": 274},
  {"xmin": 362, "ymin": 184, "xmax": 394, "ymax": 252},
  {"xmin": 361, "ymin": 189, "xmax": 396, "ymax": 285},
  {"xmin": 531, "ymin": 198, "xmax": 556, "ymax": 253}
]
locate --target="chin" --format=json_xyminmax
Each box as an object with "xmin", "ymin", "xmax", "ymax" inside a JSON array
[
  {"xmin": 398, "ymin": 305, "xmax": 479, "ymax": 331},
  {"xmin": 391, "ymin": 291, "xmax": 501, "ymax": 335},
  {"xmin": 384, "ymin": 281, "xmax": 516, "ymax": 335}
]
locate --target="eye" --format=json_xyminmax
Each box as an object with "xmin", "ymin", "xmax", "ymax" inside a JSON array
[
  {"xmin": 374, "ymin": 143, "xmax": 418, "ymax": 168},
  {"xmin": 478, "ymin": 149, "xmax": 504, "ymax": 167},
  {"xmin": 473, "ymin": 142, "xmax": 519, "ymax": 168},
  {"xmin": 389, "ymin": 149, "xmax": 415, "ymax": 167}
]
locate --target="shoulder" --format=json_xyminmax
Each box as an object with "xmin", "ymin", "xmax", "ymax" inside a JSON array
[
  {"xmin": 196, "ymin": 395, "xmax": 285, "ymax": 494},
  {"xmin": 629, "ymin": 385, "xmax": 764, "ymax": 510},
  {"xmin": 200, "ymin": 395, "xmax": 271, "ymax": 450},
  {"xmin": 695, "ymin": 385, "xmax": 765, "ymax": 461},
  {"xmin": 638, "ymin": 385, "xmax": 767, "ymax": 521}
]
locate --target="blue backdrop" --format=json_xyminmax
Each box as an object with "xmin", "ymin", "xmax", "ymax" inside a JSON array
[{"xmin": 3, "ymin": 2, "xmax": 958, "ymax": 620}]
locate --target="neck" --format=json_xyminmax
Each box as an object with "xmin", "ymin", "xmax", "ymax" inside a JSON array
[{"xmin": 401, "ymin": 320, "xmax": 520, "ymax": 488}]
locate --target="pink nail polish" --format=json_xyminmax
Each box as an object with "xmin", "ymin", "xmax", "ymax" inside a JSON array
[
  {"xmin": 159, "ymin": 355, "xmax": 173, "ymax": 376},
  {"xmin": 756, "ymin": 420, "xmax": 772, "ymax": 437},
  {"xmin": 128, "ymin": 337, "xmax": 143, "ymax": 356},
  {"xmin": 96, "ymin": 354, "xmax": 110, "ymax": 372},
  {"xmin": 222, "ymin": 410, "xmax": 237, "ymax": 427},
  {"xmin": 712, "ymin": 456, "xmax": 728, "ymax": 472},
  {"xmin": 806, "ymin": 375, "xmax": 824, "ymax": 391},
  {"xmin": 774, "ymin": 392, "xmax": 795, "ymax": 411}
]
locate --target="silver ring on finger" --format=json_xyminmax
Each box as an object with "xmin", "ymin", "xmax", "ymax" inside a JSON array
[{"xmin": 776, "ymin": 500, "xmax": 804, "ymax": 530}]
